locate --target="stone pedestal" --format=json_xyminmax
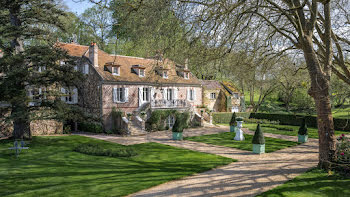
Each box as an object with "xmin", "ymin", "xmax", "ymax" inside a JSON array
[{"xmin": 234, "ymin": 121, "xmax": 244, "ymax": 141}]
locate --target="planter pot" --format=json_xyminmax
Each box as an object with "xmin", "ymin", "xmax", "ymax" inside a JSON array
[
  {"xmin": 298, "ymin": 134, "xmax": 308, "ymax": 143},
  {"xmin": 253, "ymin": 144, "xmax": 265, "ymax": 154},
  {"xmin": 172, "ymin": 132, "xmax": 183, "ymax": 140},
  {"xmin": 230, "ymin": 125, "xmax": 236, "ymax": 132}
]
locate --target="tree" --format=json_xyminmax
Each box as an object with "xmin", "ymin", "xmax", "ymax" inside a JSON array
[
  {"xmin": 170, "ymin": 0, "xmax": 350, "ymax": 168},
  {"xmin": 0, "ymin": 0, "xmax": 83, "ymax": 139}
]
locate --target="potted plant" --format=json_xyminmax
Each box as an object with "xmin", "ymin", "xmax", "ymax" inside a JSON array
[
  {"xmin": 298, "ymin": 118, "xmax": 308, "ymax": 143},
  {"xmin": 172, "ymin": 114, "xmax": 184, "ymax": 140},
  {"xmin": 229, "ymin": 112, "xmax": 237, "ymax": 132},
  {"xmin": 252, "ymin": 124, "xmax": 265, "ymax": 154},
  {"xmin": 236, "ymin": 117, "xmax": 244, "ymax": 127}
]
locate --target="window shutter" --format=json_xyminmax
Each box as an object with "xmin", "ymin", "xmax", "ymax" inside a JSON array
[
  {"xmin": 84, "ymin": 64, "xmax": 89, "ymax": 74},
  {"xmin": 163, "ymin": 88, "xmax": 167, "ymax": 100},
  {"xmin": 187, "ymin": 88, "xmax": 190, "ymax": 101},
  {"xmin": 138, "ymin": 87, "xmax": 142, "ymax": 106},
  {"xmin": 124, "ymin": 88, "xmax": 129, "ymax": 102},
  {"xmin": 113, "ymin": 88, "xmax": 117, "ymax": 103},
  {"xmin": 174, "ymin": 88, "xmax": 178, "ymax": 100},
  {"xmin": 61, "ymin": 87, "xmax": 66, "ymax": 101},
  {"xmin": 193, "ymin": 88, "xmax": 196, "ymax": 100},
  {"xmin": 150, "ymin": 87, "xmax": 154, "ymax": 101},
  {"xmin": 73, "ymin": 88, "xmax": 78, "ymax": 103}
]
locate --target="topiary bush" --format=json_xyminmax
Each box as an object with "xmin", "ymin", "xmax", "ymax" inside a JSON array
[
  {"xmin": 78, "ymin": 122, "xmax": 103, "ymax": 133},
  {"xmin": 74, "ymin": 143, "xmax": 137, "ymax": 158},
  {"xmin": 252, "ymin": 124, "xmax": 265, "ymax": 144},
  {"xmin": 230, "ymin": 112, "xmax": 237, "ymax": 126},
  {"xmin": 172, "ymin": 113, "xmax": 186, "ymax": 133},
  {"xmin": 298, "ymin": 118, "xmax": 308, "ymax": 135},
  {"xmin": 236, "ymin": 117, "xmax": 244, "ymax": 121}
]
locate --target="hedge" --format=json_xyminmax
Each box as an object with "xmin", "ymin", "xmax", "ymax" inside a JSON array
[
  {"xmin": 249, "ymin": 113, "xmax": 350, "ymax": 132},
  {"xmin": 212, "ymin": 112, "xmax": 251, "ymax": 124}
]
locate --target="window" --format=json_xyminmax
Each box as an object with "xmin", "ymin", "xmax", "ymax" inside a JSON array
[
  {"xmin": 166, "ymin": 88, "xmax": 173, "ymax": 101},
  {"xmin": 184, "ymin": 72, "xmax": 189, "ymax": 79},
  {"xmin": 29, "ymin": 87, "xmax": 43, "ymax": 106},
  {"xmin": 61, "ymin": 87, "xmax": 78, "ymax": 104},
  {"xmin": 166, "ymin": 116, "xmax": 175, "ymax": 129},
  {"xmin": 38, "ymin": 66, "xmax": 46, "ymax": 73},
  {"xmin": 210, "ymin": 93, "xmax": 216, "ymax": 99},
  {"xmin": 60, "ymin": 61, "xmax": 65, "ymax": 66},
  {"xmin": 188, "ymin": 89, "xmax": 194, "ymax": 101},
  {"xmin": 139, "ymin": 69, "xmax": 145, "ymax": 77},
  {"xmin": 163, "ymin": 71, "xmax": 168, "ymax": 79},
  {"xmin": 112, "ymin": 67, "xmax": 119, "ymax": 75},
  {"xmin": 233, "ymin": 93, "xmax": 239, "ymax": 99},
  {"xmin": 113, "ymin": 87, "xmax": 128, "ymax": 103},
  {"xmin": 83, "ymin": 64, "xmax": 89, "ymax": 74},
  {"xmin": 142, "ymin": 87, "xmax": 150, "ymax": 102}
]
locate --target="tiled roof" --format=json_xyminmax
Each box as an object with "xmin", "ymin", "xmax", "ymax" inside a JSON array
[
  {"xmin": 58, "ymin": 42, "xmax": 201, "ymax": 85},
  {"xmin": 200, "ymin": 80, "xmax": 222, "ymax": 90}
]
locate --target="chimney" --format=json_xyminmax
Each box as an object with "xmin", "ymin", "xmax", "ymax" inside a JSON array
[
  {"xmin": 184, "ymin": 58, "xmax": 189, "ymax": 69},
  {"xmin": 89, "ymin": 42, "xmax": 99, "ymax": 67}
]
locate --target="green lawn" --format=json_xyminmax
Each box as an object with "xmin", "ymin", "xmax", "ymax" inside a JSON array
[
  {"xmin": 185, "ymin": 132, "xmax": 299, "ymax": 153},
  {"xmin": 241, "ymin": 123, "xmax": 345, "ymax": 139},
  {"xmin": 0, "ymin": 136, "xmax": 235, "ymax": 197},
  {"xmin": 332, "ymin": 107, "xmax": 350, "ymax": 119},
  {"xmin": 258, "ymin": 168, "xmax": 350, "ymax": 197}
]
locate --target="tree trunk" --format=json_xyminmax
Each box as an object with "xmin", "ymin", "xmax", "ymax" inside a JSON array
[
  {"xmin": 11, "ymin": 105, "xmax": 30, "ymax": 139},
  {"xmin": 303, "ymin": 38, "xmax": 336, "ymax": 169}
]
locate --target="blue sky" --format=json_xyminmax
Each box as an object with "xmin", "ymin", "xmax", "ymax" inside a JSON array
[{"xmin": 63, "ymin": 0, "xmax": 93, "ymax": 15}]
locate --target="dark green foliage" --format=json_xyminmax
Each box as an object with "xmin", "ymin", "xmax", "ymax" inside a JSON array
[
  {"xmin": 236, "ymin": 117, "xmax": 244, "ymax": 121},
  {"xmin": 252, "ymin": 124, "xmax": 265, "ymax": 144},
  {"xmin": 230, "ymin": 112, "xmax": 237, "ymax": 126},
  {"xmin": 250, "ymin": 113, "xmax": 350, "ymax": 132},
  {"xmin": 212, "ymin": 112, "xmax": 251, "ymax": 124},
  {"xmin": 78, "ymin": 122, "xmax": 103, "ymax": 133},
  {"xmin": 298, "ymin": 118, "xmax": 308, "ymax": 135},
  {"xmin": 74, "ymin": 143, "xmax": 137, "ymax": 158},
  {"xmin": 172, "ymin": 112, "xmax": 189, "ymax": 133},
  {"xmin": 146, "ymin": 110, "xmax": 177, "ymax": 131}
]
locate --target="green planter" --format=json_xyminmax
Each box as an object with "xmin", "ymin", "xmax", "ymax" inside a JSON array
[
  {"xmin": 230, "ymin": 125, "xmax": 236, "ymax": 132},
  {"xmin": 253, "ymin": 144, "xmax": 265, "ymax": 154},
  {"xmin": 172, "ymin": 132, "xmax": 183, "ymax": 140},
  {"xmin": 298, "ymin": 134, "xmax": 308, "ymax": 143}
]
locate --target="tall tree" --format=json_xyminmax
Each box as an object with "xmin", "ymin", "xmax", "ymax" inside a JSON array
[{"xmin": 0, "ymin": 0, "xmax": 83, "ymax": 139}]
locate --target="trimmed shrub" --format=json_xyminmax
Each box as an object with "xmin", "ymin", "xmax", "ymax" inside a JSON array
[
  {"xmin": 230, "ymin": 112, "xmax": 237, "ymax": 126},
  {"xmin": 212, "ymin": 112, "xmax": 251, "ymax": 124},
  {"xmin": 78, "ymin": 122, "xmax": 103, "ymax": 133},
  {"xmin": 172, "ymin": 113, "xmax": 186, "ymax": 133},
  {"xmin": 245, "ymin": 118, "xmax": 280, "ymax": 125},
  {"xmin": 74, "ymin": 143, "xmax": 137, "ymax": 157},
  {"xmin": 252, "ymin": 124, "xmax": 265, "ymax": 144},
  {"xmin": 250, "ymin": 112, "xmax": 350, "ymax": 132},
  {"xmin": 298, "ymin": 118, "xmax": 308, "ymax": 135},
  {"xmin": 236, "ymin": 117, "xmax": 244, "ymax": 121}
]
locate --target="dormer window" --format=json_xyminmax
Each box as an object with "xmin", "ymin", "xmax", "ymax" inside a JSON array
[
  {"xmin": 139, "ymin": 69, "xmax": 145, "ymax": 77},
  {"xmin": 112, "ymin": 67, "xmax": 120, "ymax": 76},
  {"xmin": 163, "ymin": 71, "xmax": 168, "ymax": 79},
  {"xmin": 184, "ymin": 72, "xmax": 189, "ymax": 79}
]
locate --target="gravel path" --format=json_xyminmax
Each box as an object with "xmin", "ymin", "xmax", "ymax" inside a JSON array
[{"xmin": 76, "ymin": 125, "xmax": 319, "ymax": 197}]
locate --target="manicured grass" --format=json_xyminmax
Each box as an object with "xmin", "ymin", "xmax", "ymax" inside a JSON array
[
  {"xmin": 185, "ymin": 132, "xmax": 299, "ymax": 153},
  {"xmin": 0, "ymin": 136, "xmax": 234, "ymax": 197},
  {"xmin": 333, "ymin": 107, "xmax": 350, "ymax": 119},
  {"xmin": 242, "ymin": 123, "xmax": 345, "ymax": 139},
  {"xmin": 258, "ymin": 168, "xmax": 350, "ymax": 197}
]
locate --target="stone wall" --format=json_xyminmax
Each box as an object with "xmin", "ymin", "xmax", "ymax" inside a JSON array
[{"xmin": 30, "ymin": 120, "xmax": 63, "ymax": 135}]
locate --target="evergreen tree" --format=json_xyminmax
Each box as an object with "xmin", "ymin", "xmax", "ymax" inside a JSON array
[
  {"xmin": 230, "ymin": 112, "xmax": 237, "ymax": 126},
  {"xmin": 0, "ymin": 0, "xmax": 84, "ymax": 139},
  {"xmin": 252, "ymin": 124, "xmax": 265, "ymax": 144},
  {"xmin": 298, "ymin": 118, "xmax": 308, "ymax": 136}
]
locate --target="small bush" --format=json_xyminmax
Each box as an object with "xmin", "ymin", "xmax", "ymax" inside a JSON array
[
  {"xmin": 74, "ymin": 143, "xmax": 137, "ymax": 158},
  {"xmin": 252, "ymin": 124, "xmax": 265, "ymax": 144},
  {"xmin": 298, "ymin": 118, "xmax": 308, "ymax": 135},
  {"xmin": 230, "ymin": 112, "xmax": 237, "ymax": 126},
  {"xmin": 79, "ymin": 122, "xmax": 103, "ymax": 133}
]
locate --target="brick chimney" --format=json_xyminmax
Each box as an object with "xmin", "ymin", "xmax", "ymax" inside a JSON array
[{"xmin": 89, "ymin": 42, "xmax": 98, "ymax": 67}]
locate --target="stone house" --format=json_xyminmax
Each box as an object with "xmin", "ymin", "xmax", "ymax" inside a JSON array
[
  {"xmin": 200, "ymin": 80, "xmax": 241, "ymax": 112},
  {"xmin": 59, "ymin": 42, "xmax": 203, "ymax": 133}
]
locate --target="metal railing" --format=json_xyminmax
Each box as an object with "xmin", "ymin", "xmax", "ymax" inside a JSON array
[{"xmin": 151, "ymin": 99, "xmax": 189, "ymax": 108}]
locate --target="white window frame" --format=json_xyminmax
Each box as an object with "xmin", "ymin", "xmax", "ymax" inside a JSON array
[
  {"xmin": 83, "ymin": 63, "xmax": 89, "ymax": 75},
  {"xmin": 166, "ymin": 115, "xmax": 175, "ymax": 129},
  {"xmin": 139, "ymin": 69, "xmax": 145, "ymax": 77},
  {"xmin": 113, "ymin": 87, "xmax": 128, "ymax": 103},
  {"xmin": 163, "ymin": 71, "xmax": 168, "ymax": 79},
  {"xmin": 112, "ymin": 67, "xmax": 120, "ymax": 76},
  {"xmin": 61, "ymin": 87, "xmax": 78, "ymax": 104},
  {"xmin": 184, "ymin": 72, "xmax": 189, "ymax": 79},
  {"xmin": 142, "ymin": 87, "xmax": 150, "ymax": 102},
  {"xmin": 189, "ymin": 89, "xmax": 194, "ymax": 101},
  {"xmin": 210, "ymin": 92, "xmax": 216, "ymax": 99}
]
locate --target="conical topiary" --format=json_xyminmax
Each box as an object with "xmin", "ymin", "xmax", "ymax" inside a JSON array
[
  {"xmin": 252, "ymin": 124, "xmax": 265, "ymax": 144},
  {"xmin": 298, "ymin": 118, "xmax": 308, "ymax": 135},
  {"xmin": 230, "ymin": 112, "xmax": 237, "ymax": 126}
]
